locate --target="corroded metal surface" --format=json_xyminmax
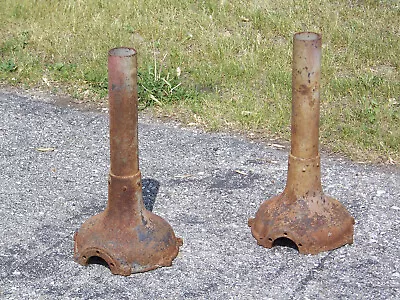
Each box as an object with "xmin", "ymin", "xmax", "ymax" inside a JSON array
[
  {"xmin": 248, "ymin": 32, "xmax": 354, "ymax": 254},
  {"xmin": 74, "ymin": 48, "xmax": 182, "ymax": 275}
]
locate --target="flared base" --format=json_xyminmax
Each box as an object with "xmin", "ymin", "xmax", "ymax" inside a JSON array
[
  {"xmin": 74, "ymin": 209, "xmax": 182, "ymax": 276},
  {"xmin": 248, "ymin": 191, "xmax": 354, "ymax": 254}
]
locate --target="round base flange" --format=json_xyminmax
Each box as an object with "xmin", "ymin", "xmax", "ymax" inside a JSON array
[
  {"xmin": 248, "ymin": 192, "xmax": 354, "ymax": 254},
  {"xmin": 74, "ymin": 209, "xmax": 182, "ymax": 276}
]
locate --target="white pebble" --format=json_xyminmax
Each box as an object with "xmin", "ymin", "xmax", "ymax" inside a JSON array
[{"xmin": 376, "ymin": 190, "xmax": 385, "ymax": 197}]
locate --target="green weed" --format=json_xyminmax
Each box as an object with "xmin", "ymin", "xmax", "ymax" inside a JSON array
[
  {"xmin": 0, "ymin": 59, "xmax": 17, "ymax": 72},
  {"xmin": 138, "ymin": 57, "xmax": 198, "ymax": 109}
]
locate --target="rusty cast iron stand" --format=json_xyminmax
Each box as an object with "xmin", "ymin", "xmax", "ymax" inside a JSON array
[
  {"xmin": 248, "ymin": 32, "xmax": 354, "ymax": 254},
  {"xmin": 74, "ymin": 47, "xmax": 182, "ymax": 275}
]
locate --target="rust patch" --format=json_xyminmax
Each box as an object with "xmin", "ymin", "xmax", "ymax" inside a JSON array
[{"xmin": 298, "ymin": 84, "xmax": 311, "ymax": 95}]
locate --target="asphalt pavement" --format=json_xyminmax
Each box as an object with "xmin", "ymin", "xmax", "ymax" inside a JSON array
[{"xmin": 0, "ymin": 89, "xmax": 399, "ymax": 299}]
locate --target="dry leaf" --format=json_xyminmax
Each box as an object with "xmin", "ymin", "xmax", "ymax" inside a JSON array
[
  {"xmin": 271, "ymin": 143, "xmax": 285, "ymax": 149},
  {"xmin": 174, "ymin": 174, "xmax": 193, "ymax": 179},
  {"xmin": 42, "ymin": 77, "xmax": 50, "ymax": 87},
  {"xmin": 387, "ymin": 157, "xmax": 396, "ymax": 165},
  {"xmin": 36, "ymin": 147, "xmax": 55, "ymax": 152},
  {"xmin": 235, "ymin": 170, "xmax": 248, "ymax": 176},
  {"xmin": 241, "ymin": 111, "xmax": 253, "ymax": 116}
]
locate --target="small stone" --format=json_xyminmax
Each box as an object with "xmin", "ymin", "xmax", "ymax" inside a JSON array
[
  {"xmin": 376, "ymin": 190, "xmax": 385, "ymax": 197},
  {"xmin": 390, "ymin": 206, "xmax": 400, "ymax": 210}
]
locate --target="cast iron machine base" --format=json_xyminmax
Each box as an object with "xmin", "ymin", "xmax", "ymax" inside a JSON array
[
  {"xmin": 248, "ymin": 32, "xmax": 354, "ymax": 254},
  {"xmin": 74, "ymin": 47, "xmax": 182, "ymax": 275}
]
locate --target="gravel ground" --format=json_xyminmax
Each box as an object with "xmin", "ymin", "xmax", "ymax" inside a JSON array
[{"xmin": 0, "ymin": 89, "xmax": 399, "ymax": 299}]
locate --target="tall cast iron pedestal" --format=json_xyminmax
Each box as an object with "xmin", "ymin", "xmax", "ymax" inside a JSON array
[
  {"xmin": 249, "ymin": 33, "xmax": 354, "ymax": 254},
  {"xmin": 74, "ymin": 48, "xmax": 182, "ymax": 275}
]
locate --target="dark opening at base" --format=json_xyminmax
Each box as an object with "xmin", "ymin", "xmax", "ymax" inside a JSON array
[
  {"xmin": 87, "ymin": 256, "xmax": 111, "ymax": 269},
  {"xmin": 272, "ymin": 237, "xmax": 299, "ymax": 252}
]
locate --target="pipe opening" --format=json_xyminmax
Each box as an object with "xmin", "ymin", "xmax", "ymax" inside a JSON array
[
  {"xmin": 272, "ymin": 237, "xmax": 299, "ymax": 252},
  {"xmin": 109, "ymin": 47, "xmax": 136, "ymax": 57},
  {"xmin": 294, "ymin": 32, "xmax": 320, "ymax": 41}
]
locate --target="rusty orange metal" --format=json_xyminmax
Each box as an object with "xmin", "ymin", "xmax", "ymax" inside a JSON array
[
  {"xmin": 248, "ymin": 32, "xmax": 354, "ymax": 254},
  {"xmin": 73, "ymin": 47, "xmax": 182, "ymax": 275}
]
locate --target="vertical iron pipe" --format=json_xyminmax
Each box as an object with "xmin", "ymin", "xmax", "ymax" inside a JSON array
[
  {"xmin": 291, "ymin": 32, "xmax": 321, "ymax": 159},
  {"xmin": 286, "ymin": 32, "xmax": 323, "ymax": 199},
  {"xmin": 108, "ymin": 48, "xmax": 139, "ymax": 176}
]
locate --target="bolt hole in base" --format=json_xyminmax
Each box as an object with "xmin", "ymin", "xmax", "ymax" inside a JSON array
[{"xmin": 272, "ymin": 237, "xmax": 299, "ymax": 252}]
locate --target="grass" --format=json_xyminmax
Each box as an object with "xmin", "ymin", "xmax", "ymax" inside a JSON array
[{"xmin": 0, "ymin": 0, "xmax": 399, "ymax": 163}]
